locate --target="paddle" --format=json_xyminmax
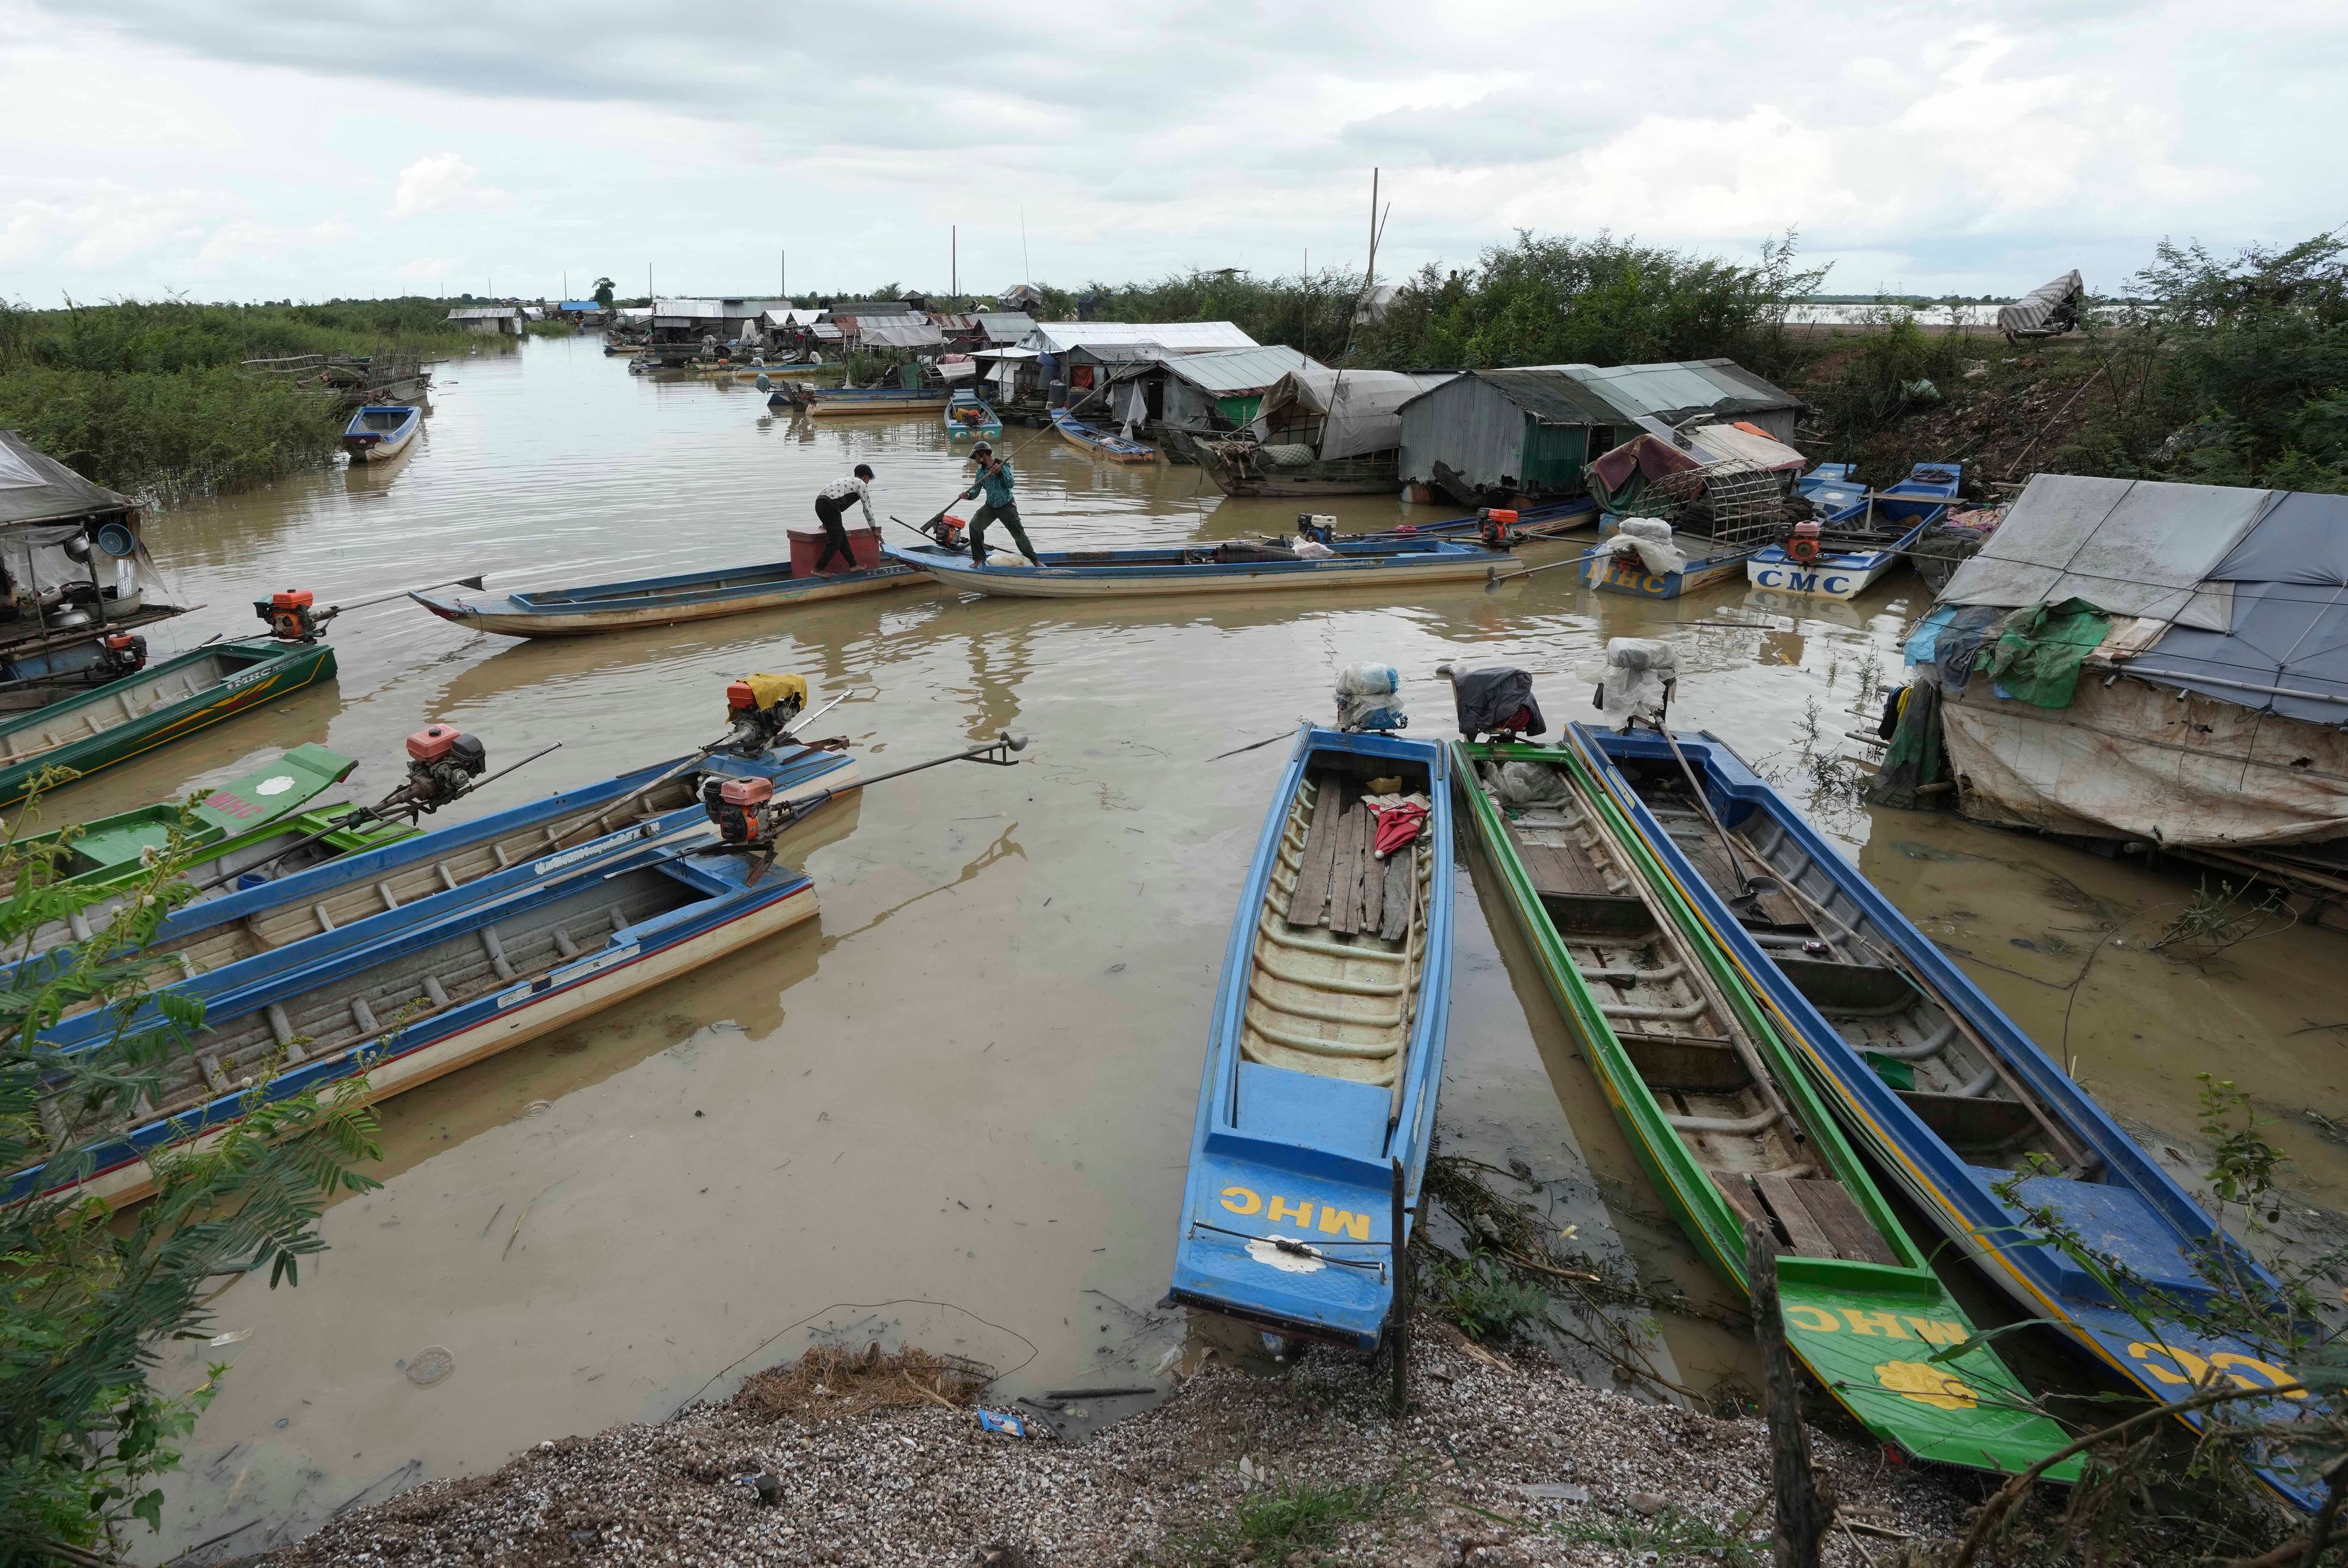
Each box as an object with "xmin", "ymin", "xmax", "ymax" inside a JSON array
[{"xmin": 1482, "ymin": 553, "xmax": 1586, "ymax": 594}]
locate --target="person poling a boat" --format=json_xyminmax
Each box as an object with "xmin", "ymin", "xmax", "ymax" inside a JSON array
[
  {"xmin": 959, "ymin": 443, "xmax": 1041, "ymax": 567},
  {"xmin": 811, "ymin": 465, "xmax": 877, "ymax": 574}
]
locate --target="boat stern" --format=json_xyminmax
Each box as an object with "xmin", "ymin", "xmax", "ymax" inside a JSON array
[{"xmin": 1171, "ymin": 1134, "xmax": 1400, "ymax": 1350}]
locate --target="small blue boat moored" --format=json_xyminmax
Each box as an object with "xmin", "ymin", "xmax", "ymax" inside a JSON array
[
  {"xmin": 1050, "ymin": 408, "xmax": 1154, "ymax": 463},
  {"xmin": 342, "ymin": 404, "xmax": 420, "ymax": 463},
  {"xmin": 1571, "ymin": 723, "xmax": 2323, "ymax": 1509},
  {"xmin": 1745, "ymin": 462, "xmax": 1962, "ymax": 600},
  {"xmin": 943, "ymin": 389, "xmax": 1003, "ymax": 441},
  {"xmin": 1170, "ymin": 721, "xmax": 1454, "ymax": 1349},
  {"xmin": 1580, "ymin": 525, "xmax": 1760, "ymax": 600}
]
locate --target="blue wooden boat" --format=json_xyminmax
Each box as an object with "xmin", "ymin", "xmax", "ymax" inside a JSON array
[
  {"xmin": 1050, "ymin": 409, "xmax": 1154, "ymax": 464},
  {"xmin": 1746, "ymin": 462, "xmax": 1961, "ymax": 598},
  {"xmin": 1571, "ymin": 723, "xmax": 2322, "ymax": 1508},
  {"xmin": 1580, "ymin": 528, "xmax": 1760, "ymax": 599},
  {"xmin": 943, "ymin": 389, "xmax": 1002, "ymax": 441},
  {"xmin": 884, "ymin": 537, "xmax": 1526, "ymax": 601},
  {"xmin": 1170, "ymin": 724, "xmax": 1453, "ymax": 1348},
  {"xmin": 9, "ymin": 738, "xmax": 860, "ymax": 1207},
  {"xmin": 342, "ymin": 404, "xmax": 420, "ymax": 463},
  {"xmin": 412, "ymin": 556, "xmax": 921, "ymax": 638},
  {"xmin": 805, "ymin": 384, "xmax": 948, "ymax": 418}
]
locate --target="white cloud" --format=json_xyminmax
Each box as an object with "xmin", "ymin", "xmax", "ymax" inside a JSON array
[
  {"xmin": 394, "ymin": 256, "xmax": 452, "ymax": 282},
  {"xmin": 193, "ymin": 216, "xmax": 357, "ymax": 268},
  {"xmin": 389, "ymin": 153, "xmax": 509, "ymax": 220}
]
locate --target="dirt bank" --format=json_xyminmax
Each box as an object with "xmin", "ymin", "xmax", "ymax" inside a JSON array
[{"xmin": 260, "ymin": 1322, "xmax": 1976, "ymax": 1567}]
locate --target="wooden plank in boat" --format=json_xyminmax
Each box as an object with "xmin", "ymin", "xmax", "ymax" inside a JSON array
[
  {"xmin": 1752, "ymin": 1172, "xmax": 1839, "ymax": 1259},
  {"xmin": 1677, "ymin": 831, "xmax": 1809, "ymax": 927},
  {"xmin": 1357, "ymin": 815, "xmax": 1386, "ymax": 934},
  {"xmin": 1619, "ymin": 1033, "xmax": 1748, "ymax": 1094},
  {"xmin": 1899, "ymin": 1089, "xmax": 2040, "ymax": 1155},
  {"xmin": 1379, "ymin": 853, "xmax": 1411, "ymax": 941},
  {"xmin": 1709, "ymin": 1169, "xmax": 1769, "ymax": 1230},
  {"xmin": 1285, "ymin": 777, "xmax": 1343, "ymax": 929},
  {"xmin": 1761, "ymin": 1174, "xmax": 1898, "ymax": 1265},
  {"xmin": 1328, "ymin": 800, "xmax": 1367, "ymax": 936},
  {"xmin": 1510, "ymin": 830, "xmax": 1612, "ymax": 899}
]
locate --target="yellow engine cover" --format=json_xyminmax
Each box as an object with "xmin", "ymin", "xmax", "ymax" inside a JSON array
[{"xmin": 737, "ymin": 672, "xmax": 808, "ymax": 712}]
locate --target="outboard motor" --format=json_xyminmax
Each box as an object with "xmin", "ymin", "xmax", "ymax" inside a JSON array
[
  {"xmin": 1294, "ymin": 513, "xmax": 1336, "ymax": 546},
  {"xmin": 1447, "ymin": 665, "xmax": 1546, "ymax": 742},
  {"xmin": 254, "ymin": 589, "xmax": 324, "ymax": 642},
  {"xmin": 1787, "ymin": 519, "xmax": 1823, "ymax": 564},
  {"xmin": 701, "ymin": 775, "xmax": 788, "ymax": 848},
  {"xmin": 717, "ymin": 672, "xmax": 807, "ymax": 757},
  {"xmin": 399, "ymin": 724, "xmax": 488, "ymax": 814},
  {"xmin": 1477, "ymin": 508, "xmax": 1520, "ymax": 550},
  {"xmin": 922, "ymin": 515, "xmax": 968, "ymax": 551},
  {"xmin": 94, "ymin": 632, "xmax": 147, "ymax": 680}
]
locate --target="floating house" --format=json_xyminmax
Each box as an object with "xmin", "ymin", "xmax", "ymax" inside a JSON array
[
  {"xmin": 1892, "ymin": 474, "xmax": 2348, "ymax": 920},
  {"xmin": 1106, "ymin": 344, "xmax": 1322, "ymax": 434},
  {"xmin": 1014, "ymin": 321, "xmax": 1259, "ymax": 411},
  {"xmin": 1398, "ymin": 359, "xmax": 1802, "ymax": 506},
  {"xmin": 1190, "ymin": 368, "xmax": 1459, "ymax": 497},
  {"xmin": 0, "ymin": 431, "xmax": 185, "ymax": 704},
  {"xmin": 445, "ymin": 306, "xmax": 522, "ymax": 337}
]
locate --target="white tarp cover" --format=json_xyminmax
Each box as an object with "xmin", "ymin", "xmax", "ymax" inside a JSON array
[
  {"xmin": 1936, "ymin": 474, "xmax": 2273, "ymax": 631},
  {"xmin": 855, "ymin": 319, "xmax": 945, "ymax": 350},
  {"xmin": 1941, "ymin": 672, "xmax": 2348, "ymax": 845},
  {"xmin": 1255, "ymin": 369, "xmax": 1456, "ymax": 460},
  {"xmin": 1662, "ymin": 418, "xmax": 1806, "ymax": 473},
  {"xmin": 1998, "ymin": 271, "xmax": 2084, "ymax": 337}
]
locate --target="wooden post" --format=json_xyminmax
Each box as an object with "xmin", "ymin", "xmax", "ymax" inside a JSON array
[
  {"xmin": 1389, "ymin": 1157, "xmax": 1411, "ymax": 1418},
  {"xmin": 1745, "ymin": 1220, "xmax": 1825, "ymax": 1568}
]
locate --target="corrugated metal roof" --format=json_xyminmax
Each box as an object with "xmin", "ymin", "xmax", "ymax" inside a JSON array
[
  {"xmin": 1024, "ymin": 320, "xmax": 1258, "ymax": 353},
  {"xmin": 445, "ymin": 306, "xmax": 521, "ymax": 320},
  {"xmin": 1561, "ymin": 359, "xmax": 1800, "ymax": 421},
  {"xmin": 1471, "ymin": 367, "xmax": 1623, "ymax": 425},
  {"xmin": 1156, "ymin": 344, "xmax": 1323, "ymax": 395},
  {"xmin": 822, "ymin": 299, "xmax": 914, "ymax": 317}
]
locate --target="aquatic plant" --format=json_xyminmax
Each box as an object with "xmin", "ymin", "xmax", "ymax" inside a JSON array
[{"xmin": 0, "ymin": 778, "xmax": 381, "ymax": 1562}]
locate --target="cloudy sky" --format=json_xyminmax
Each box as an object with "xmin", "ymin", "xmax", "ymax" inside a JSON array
[{"xmin": 2, "ymin": 0, "xmax": 2339, "ymax": 306}]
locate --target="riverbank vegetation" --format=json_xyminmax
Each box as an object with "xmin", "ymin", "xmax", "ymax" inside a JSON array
[
  {"xmin": 0, "ymin": 807, "xmax": 380, "ymax": 1562},
  {"xmin": 0, "ymin": 298, "xmax": 480, "ymax": 502}
]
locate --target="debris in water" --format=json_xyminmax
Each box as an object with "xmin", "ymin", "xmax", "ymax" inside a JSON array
[
  {"xmin": 405, "ymin": 1346, "xmax": 455, "ymax": 1386},
  {"xmin": 209, "ymin": 1330, "xmax": 251, "ymax": 1347},
  {"xmin": 975, "ymin": 1408, "xmax": 1030, "ymax": 1438}
]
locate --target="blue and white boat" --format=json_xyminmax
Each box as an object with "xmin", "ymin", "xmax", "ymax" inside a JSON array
[
  {"xmin": 412, "ymin": 556, "xmax": 921, "ymax": 638},
  {"xmin": 1170, "ymin": 723, "xmax": 1453, "ymax": 1349},
  {"xmin": 942, "ymin": 389, "xmax": 1002, "ymax": 441},
  {"xmin": 7, "ymin": 734, "xmax": 861, "ymax": 1209},
  {"xmin": 884, "ymin": 537, "xmax": 1526, "ymax": 601},
  {"xmin": 1581, "ymin": 518, "xmax": 1762, "ymax": 600},
  {"xmin": 1050, "ymin": 409, "xmax": 1154, "ymax": 463},
  {"xmin": 1572, "ymin": 723, "xmax": 2322, "ymax": 1509},
  {"xmin": 342, "ymin": 404, "xmax": 420, "ymax": 463},
  {"xmin": 1744, "ymin": 462, "xmax": 1961, "ymax": 599}
]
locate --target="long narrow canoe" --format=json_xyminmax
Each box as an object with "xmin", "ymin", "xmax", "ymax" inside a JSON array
[
  {"xmin": 413, "ymin": 558, "xmax": 921, "ymax": 638},
  {"xmin": 5, "ymin": 741, "xmax": 856, "ymax": 995},
  {"xmin": 884, "ymin": 537, "xmax": 1527, "ymax": 601},
  {"xmin": 1454, "ymin": 734, "xmax": 2076, "ymax": 1475},
  {"xmin": 805, "ymin": 385, "xmax": 949, "ymax": 418},
  {"xmin": 9, "ymin": 742, "xmax": 858, "ymax": 1207},
  {"xmin": 1172, "ymin": 724, "xmax": 1453, "ymax": 1349},
  {"xmin": 1746, "ymin": 462, "xmax": 1962, "ymax": 599},
  {"xmin": 1050, "ymin": 410, "xmax": 1154, "ymax": 463},
  {"xmin": 4, "ymin": 743, "xmax": 410, "ymax": 904},
  {"xmin": 0, "ymin": 638, "xmax": 337, "ymax": 807},
  {"xmin": 1575, "ymin": 724, "xmax": 2321, "ymax": 1506}
]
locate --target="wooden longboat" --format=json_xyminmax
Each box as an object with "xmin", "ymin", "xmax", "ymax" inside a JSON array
[
  {"xmin": 412, "ymin": 557, "xmax": 921, "ymax": 638},
  {"xmin": 1050, "ymin": 410, "xmax": 1154, "ymax": 463},
  {"xmin": 0, "ymin": 638, "xmax": 337, "ymax": 807},
  {"xmin": 882, "ymin": 537, "xmax": 1526, "ymax": 601},
  {"xmin": 1453, "ymin": 735, "xmax": 2075, "ymax": 1476},
  {"xmin": 1171, "ymin": 724, "xmax": 1453, "ymax": 1349},
  {"xmin": 1576, "ymin": 724, "xmax": 2322, "ymax": 1506},
  {"xmin": 7, "ymin": 743, "xmax": 858, "ymax": 1208},
  {"xmin": 805, "ymin": 385, "xmax": 950, "ymax": 418}
]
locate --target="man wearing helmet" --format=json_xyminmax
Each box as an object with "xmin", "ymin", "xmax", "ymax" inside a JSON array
[{"xmin": 959, "ymin": 443, "xmax": 1041, "ymax": 567}]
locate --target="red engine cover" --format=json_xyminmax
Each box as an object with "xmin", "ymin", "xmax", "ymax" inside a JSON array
[
  {"xmin": 272, "ymin": 589, "xmax": 315, "ymax": 611},
  {"xmin": 407, "ymin": 724, "xmax": 463, "ymax": 763},
  {"xmin": 719, "ymin": 776, "xmax": 774, "ymax": 806},
  {"xmin": 1481, "ymin": 509, "xmax": 1519, "ymax": 524},
  {"xmin": 725, "ymin": 680, "xmax": 758, "ymax": 712}
]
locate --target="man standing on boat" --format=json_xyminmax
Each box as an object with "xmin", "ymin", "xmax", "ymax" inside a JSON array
[
  {"xmin": 811, "ymin": 464, "xmax": 877, "ymax": 574},
  {"xmin": 961, "ymin": 442, "xmax": 1041, "ymax": 567}
]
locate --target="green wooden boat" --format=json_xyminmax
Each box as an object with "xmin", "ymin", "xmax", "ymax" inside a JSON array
[
  {"xmin": 1454, "ymin": 735, "xmax": 2077, "ymax": 1478},
  {"xmin": 0, "ymin": 638, "xmax": 337, "ymax": 808},
  {"xmin": 5, "ymin": 742, "xmax": 413, "ymax": 905}
]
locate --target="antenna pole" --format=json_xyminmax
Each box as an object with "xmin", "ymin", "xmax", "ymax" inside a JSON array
[
  {"xmin": 952, "ymin": 224, "xmax": 958, "ymax": 300},
  {"xmin": 1367, "ymin": 167, "xmax": 1379, "ymax": 290}
]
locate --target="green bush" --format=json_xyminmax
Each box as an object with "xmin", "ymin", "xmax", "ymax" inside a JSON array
[{"xmin": 0, "ymin": 365, "xmax": 344, "ymax": 502}]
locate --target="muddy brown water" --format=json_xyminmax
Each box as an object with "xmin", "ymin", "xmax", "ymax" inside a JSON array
[{"xmin": 64, "ymin": 337, "xmax": 2348, "ymax": 1561}]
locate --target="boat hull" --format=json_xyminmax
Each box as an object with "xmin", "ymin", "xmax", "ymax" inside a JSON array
[
  {"xmin": 1582, "ymin": 542, "xmax": 1759, "ymax": 599},
  {"xmin": 1050, "ymin": 410, "xmax": 1154, "ymax": 463},
  {"xmin": 885, "ymin": 543, "xmax": 1525, "ymax": 601},
  {"xmin": 807, "ymin": 389, "xmax": 949, "ymax": 417},
  {"xmin": 1454, "ymin": 737, "xmax": 2076, "ymax": 1476},
  {"xmin": 342, "ymin": 405, "xmax": 420, "ymax": 462},
  {"xmin": 413, "ymin": 562, "xmax": 921, "ymax": 638},
  {"xmin": 1170, "ymin": 726, "xmax": 1453, "ymax": 1349},
  {"xmin": 1575, "ymin": 724, "xmax": 2320, "ymax": 1506},
  {"xmin": 0, "ymin": 639, "xmax": 336, "ymax": 807}
]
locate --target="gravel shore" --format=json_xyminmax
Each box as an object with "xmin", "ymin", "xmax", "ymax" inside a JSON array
[{"xmin": 264, "ymin": 1317, "xmax": 1977, "ymax": 1566}]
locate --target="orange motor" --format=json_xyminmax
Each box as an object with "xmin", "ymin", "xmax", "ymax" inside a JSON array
[
  {"xmin": 1787, "ymin": 520, "xmax": 1823, "ymax": 564},
  {"xmin": 406, "ymin": 724, "xmax": 462, "ymax": 763},
  {"xmin": 254, "ymin": 588, "xmax": 321, "ymax": 641}
]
